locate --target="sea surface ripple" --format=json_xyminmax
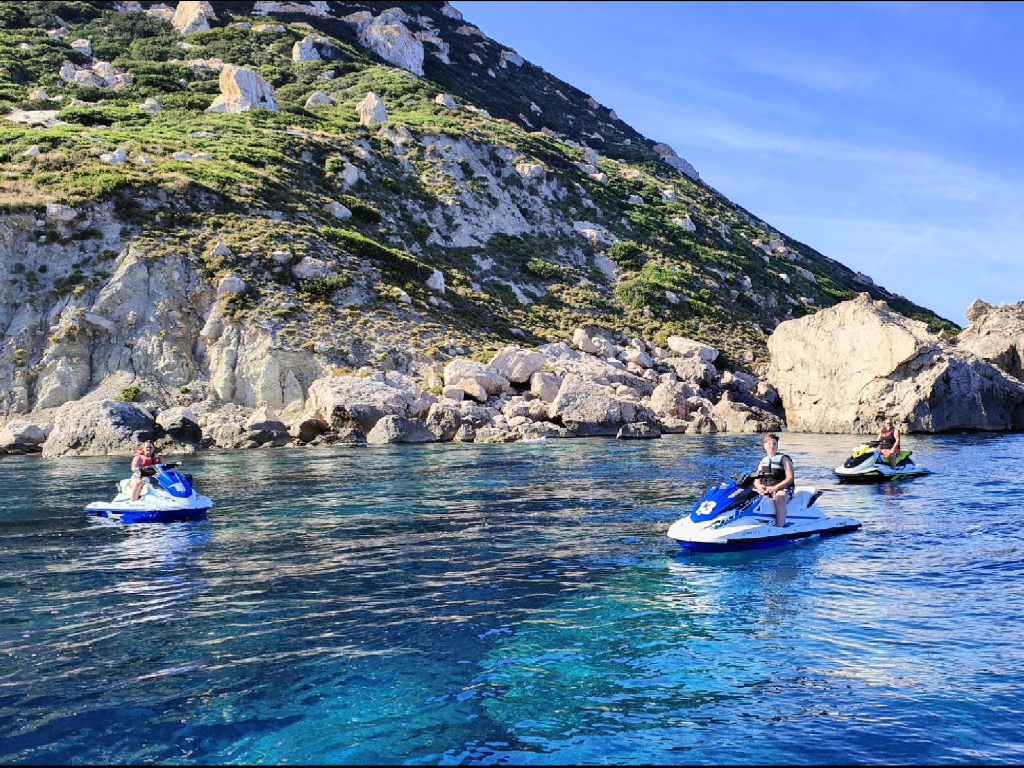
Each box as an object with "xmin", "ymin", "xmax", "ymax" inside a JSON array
[{"xmin": 1, "ymin": 433, "xmax": 1023, "ymax": 764}]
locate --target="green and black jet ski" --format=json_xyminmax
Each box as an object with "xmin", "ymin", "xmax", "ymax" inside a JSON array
[{"xmin": 834, "ymin": 441, "xmax": 933, "ymax": 483}]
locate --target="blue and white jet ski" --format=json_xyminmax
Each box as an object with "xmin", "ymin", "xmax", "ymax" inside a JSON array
[
  {"xmin": 85, "ymin": 463, "xmax": 212, "ymax": 524},
  {"xmin": 667, "ymin": 474, "xmax": 861, "ymax": 553}
]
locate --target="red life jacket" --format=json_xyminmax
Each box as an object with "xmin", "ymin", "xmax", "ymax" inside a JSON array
[
  {"xmin": 879, "ymin": 429, "xmax": 896, "ymax": 449},
  {"xmin": 137, "ymin": 452, "xmax": 159, "ymax": 469}
]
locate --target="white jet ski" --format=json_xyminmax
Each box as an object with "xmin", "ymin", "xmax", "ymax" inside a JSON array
[
  {"xmin": 667, "ymin": 474, "xmax": 861, "ymax": 553},
  {"xmin": 85, "ymin": 463, "xmax": 213, "ymax": 524},
  {"xmin": 834, "ymin": 441, "xmax": 933, "ymax": 483}
]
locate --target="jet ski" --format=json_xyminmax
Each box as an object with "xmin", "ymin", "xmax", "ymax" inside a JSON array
[
  {"xmin": 667, "ymin": 474, "xmax": 861, "ymax": 553},
  {"xmin": 834, "ymin": 441, "xmax": 933, "ymax": 483},
  {"xmin": 85, "ymin": 463, "xmax": 213, "ymax": 524}
]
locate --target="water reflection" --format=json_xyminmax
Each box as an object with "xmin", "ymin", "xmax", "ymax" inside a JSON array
[{"xmin": 2, "ymin": 434, "xmax": 1024, "ymax": 763}]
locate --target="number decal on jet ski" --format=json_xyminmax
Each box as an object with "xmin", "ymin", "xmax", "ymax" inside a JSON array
[{"xmin": 696, "ymin": 500, "xmax": 716, "ymax": 516}]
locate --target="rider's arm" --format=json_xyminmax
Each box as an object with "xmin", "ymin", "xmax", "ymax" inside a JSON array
[
  {"xmin": 131, "ymin": 454, "xmax": 141, "ymax": 472},
  {"xmin": 892, "ymin": 430, "xmax": 901, "ymax": 449},
  {"xmin": 781, "ymin": 457, "xmax": 795, "ymax": 489}
]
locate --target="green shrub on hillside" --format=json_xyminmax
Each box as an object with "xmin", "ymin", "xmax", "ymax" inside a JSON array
[
  {"xmin": 616, "ymin": 277, "xmax": 663, "ymax": 309},
  {"xmin": 298, "ymin": 275, "xmax": 349, "ymax": 303},
  {"xmin": 338, "ymin": 195, "xmax": 381, "ymax": 224},
  {"xmin": 321, "ymin": 227, "xmax": 433, "ymax": 285},
  {"xmin": 58, "ymin": 105, "xmax": 150, "ymax": 127},
  {"xmin": 608, "ymin": 240, "xmax": 647, "ymax": 270},
  {"xmin": 524, "ymin": 257, "xmax": 565, "ymax": 281}
]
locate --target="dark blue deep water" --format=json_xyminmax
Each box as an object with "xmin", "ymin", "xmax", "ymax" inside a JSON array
[{"xmin": 2, "ymin": 433, "xmax": 1024, "ymax": 765}]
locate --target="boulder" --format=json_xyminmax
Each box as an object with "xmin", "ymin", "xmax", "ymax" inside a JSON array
[
  {"xmin": 520, "ymin": 422, "xmax": 566, "ymax": 440},
  {"xmin": 316, "ymin": 427, "xmax": 367, "ymax": 446},
  {"xmin": 767, "ymin": 294, "xmax": 1024, "ymax": 433},
  {"xmin": 720, "ymin": 370, "xmax": 758, "ymax": 394},
  {"xmin": 289, "ymin": 415, "xmax": 329, "ymax": 443},
  {"xmin": 425, "ymin": 270, "xmax": 445, "ymax": 293},
  {"xmin": 458, "ymin": 404, "xmax": 500, "ymax": 429},
  {"xmin": 308, "ymin": 375, "xmax": 435, "ymax": 432},
  {"xmin": 292, "ymin": 36, "xmax": 320, "ymax": 62},
  {"xmin": 356, "ymin": 90, "xmax": 387, "ymax": 125},
  {"xmin": 474, "ymin": 426, "xmax": 518, "ymax": 444},
  {"xmin": 217, "ymin": 273, "xmax": 247, "ymax": 295},
  {"xmin": 666, "ymin": 336, "xmax": 719, "ymax": 362},
  {"xmin": 529, "ymin": 371, "xmax": 562, "ymax": 403},
  {"xmin": 207, "ymin": 65, "xmax": 279, "ymax": 113},
  {"xmin": 453, "ymin": 423, "xmax": 476, "ymax": 442},
  {"xmin": 441, "ymin": 385, "xmax": 464, "ymax": 401},
  {"xmin": 425, "ymin": 403, "xmax": 462, "ymax": 441},
  {"xmin": 366, "ymin": 415, "xmax": 436, "ymax": 444},
  {"xmin": 489, "ymin": 346, "xmax": 547, "ymax": 384},
  {"xmin": 651, "ymin": 143, "xmax": 699, "ymax": 180},
  {"xmin": 965, "ymin": 299, "xmax": 992, "ymax": 323},
  {"xmin": 662, "ymin": 357, "xmax": 716, "ymax": 387},
  {"xmin": 443, "ymin": 359, "xmax": 509, "ymax": 396},
  {"xmin": 957, "ymin": 301, "xmax": 1024, "ymax": 383},
  {"xmin": 616, "ymin": 422, "xmax": 661, "ymax": 440},
  {"xmin": 344, "ymin": 11, "xmax": 424, "ymax": 75},
  {"xmin": 172, "ymin": 1, "xmax": 217, "ymax": 35},
  {"xmin": 435, "ymin": 93, "xmax": 457, "ymax": 108},
  {"xmin": 649, "ymin": 381, "xmax": 690, "ymax": 421},
  {"xmin": 549, "ymin": 374, "xmax": 657, "ymax": 436},
  {"xmin": 710, "ymin": 392, "xmax": 784, "ymax": 433},
  {"xmin": 305, "ymin": 91, "xmax": 334, "ymax": 107},
  {"xmin": 503, "ymin": 398, "xmax": 546, "ymax": 422},
  {"xmin": 245, "ymin": 406, "xmax": 290, "ymax": 446},
  {"xmin": 155, "ymin": 407, "xmax": 202, "ymax": 443},
  {"xmin": 571, "ymin": 329, "xmax": 598, "ymax": 355},
  {"xmin": 0, "ymin": 419, "xmax": 52, "ymax": 452},
  {"xmin": 43, "ymin": 400, "xmax": 160, "ymax": 457}
]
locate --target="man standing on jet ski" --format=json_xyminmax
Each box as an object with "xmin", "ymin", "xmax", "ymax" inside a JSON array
[
  {"xmin": 752, "ymin": 433, "xmax": 795, "ymax": 528},
  {"xmin": 877, "ymin": 418, "xmax": 901, "ymax": 470}
]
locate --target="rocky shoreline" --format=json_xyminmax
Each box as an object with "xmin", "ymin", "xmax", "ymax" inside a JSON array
[
  {"xmin": 1, "ymin": 326, "xmax": 785, "ymax": 457},
  {"xmin": 5, "ymin": 294, "xmax": 1023, "ymax": 459}
]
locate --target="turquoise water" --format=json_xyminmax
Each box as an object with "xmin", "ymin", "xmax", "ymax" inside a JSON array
[{"xmin": 2, "ymin": 433, "xmax": 1024, "ymax": 764}]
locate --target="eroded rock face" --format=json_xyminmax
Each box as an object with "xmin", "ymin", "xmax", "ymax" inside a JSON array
[
  {"xmin": 356, "ymin": 91, "xmax": 387, "ymax": 125},
  {"xmin": 172, "ymin": 1, "xmax": 217, "ymax": 35},
  {"xmin": 308, "ymin": 375, "xmax": 435, "ymax": 432},
  {"xmin": 957, "ymin": 301, "xmax": 1024, "ymax": 383},
  {"xmin": 366, "ymin": 415, "xmax": 436, "ymax": 444},
  {"xmin": 156, "ymin": 406, "xmax": 201, "ymax": 444},
  {"xmin": 549, "ymin": 374, "xmax": 656, "ymax": 436},
  {"xmin": 443, "ymin": 359, "xmax": 509, "ymax": 396},
  {"xmin": 343, "ymin": 11, "xmax": 424, "ymax": 75},
  {"xmin": 710, "ymin": 392, "xmax": 784, "ymax": 433},
  {"xmin": 767, "ymin": 295, "xmax": 1024, "ymax": 433},
  {"xmin": 0, "ymin": 419, "xmax": 52, "ymax": 452},
  {"xmin": 207, "ymin": 65, "xmax": 279, "ymax": 113},
  {"xmin": 488, "ymin": 346, "xmax": 546, "ymax": 384},
  {"xmin": 43, "ymin": 400, "xmax": 159, "ymax": 457},
  {"xmin": 652, "ymin": 143, "xmax": 700, "ymax": 180}
]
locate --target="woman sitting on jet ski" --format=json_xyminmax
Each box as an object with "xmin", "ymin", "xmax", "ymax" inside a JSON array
[
  {"xmin": 752, "ymin": 433, "xmax": 795, "ymax": 528},
  {"xmin": 128, "ymin": 441, "xmax": 161, "ymax": 502},
  {"xmin": 877, "ymin": 418, "xmax": 901, "ymax": 469}
]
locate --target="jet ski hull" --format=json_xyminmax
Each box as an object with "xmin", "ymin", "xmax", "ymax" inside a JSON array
[
  {"xmin": 676, "ymin": 520, "xmax": 862, "ymax": 552},
  {"xmin": 834, "ymin": 468, "xmax": 932, "ymax": 484},
  {"xmin": 85, "ymin": 466, "xmax": 213, "ymax": 524},
  {"xmin": 668, "ymin": 481, "xmax": 862, "ymax": 554},
  {"xmin": 86, "ymin": 505, "xmax": 211, "ymax": 524},
  {"xmin": 834, "ymin": 444, "xmax": 933, "ymax": 483}
]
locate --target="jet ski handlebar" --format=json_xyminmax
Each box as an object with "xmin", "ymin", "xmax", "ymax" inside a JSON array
[{"xmin": 139, "ymin": 462, "xmax": 183, "ymax": 477}]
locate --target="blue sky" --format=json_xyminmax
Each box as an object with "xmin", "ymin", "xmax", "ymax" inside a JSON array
[{"xmin": 455, "ymin": 1, "xmax": 1024, "ymax": 325}]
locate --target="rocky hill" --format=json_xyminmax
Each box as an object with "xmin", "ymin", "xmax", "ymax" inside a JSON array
[{"xmin": 0, "ymin": 1, "xmax": 961, "ymax": 450}]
